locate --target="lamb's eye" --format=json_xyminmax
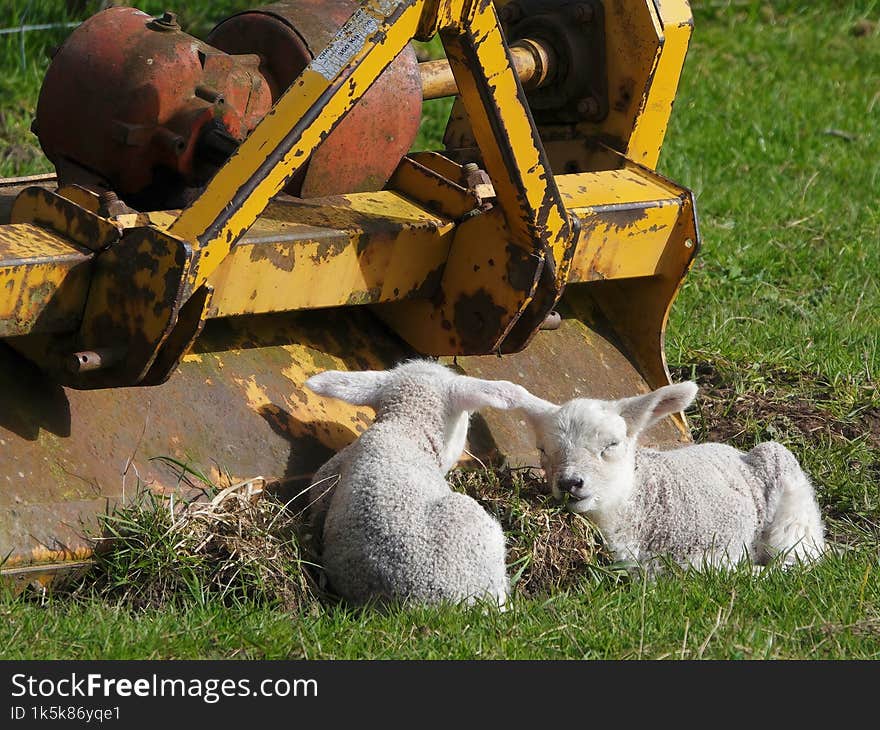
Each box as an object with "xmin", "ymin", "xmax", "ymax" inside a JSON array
[
  {"xmin": 537, "ymin": 447, "xmax": 547, "ymax": 456},
  {"xmin": 601, "ymin": 441, "xmax": 620, "ymax": 456}
]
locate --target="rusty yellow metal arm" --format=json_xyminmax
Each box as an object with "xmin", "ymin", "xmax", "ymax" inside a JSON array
[{"xmin": 440, "ymin": 0, "xmax": 574, "ymax": 284}]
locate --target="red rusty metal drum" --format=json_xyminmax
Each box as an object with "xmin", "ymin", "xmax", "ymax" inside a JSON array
[
  {"xmin": 35, "ymin": 7, "xmax": 273, "ymax": 197},
  {"xmin": 207, "ymin": 0, "xmax": 423, "ymax": 197}
]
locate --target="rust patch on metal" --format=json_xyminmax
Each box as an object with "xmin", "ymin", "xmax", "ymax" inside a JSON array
[
  {"xmin": 453, "ymin": 289, "xmax": 508, "ymax": 354},
  {"xmin": 248, "ymin": 242, "xmax": 296, "ymax": 272},
  {"xmin": 207, "ymin": 0, "xmax": 422, "ymax": 198},
  {"xmin": 313, "ymin": 237, "xmax": 348, "ymax": 262},
  {"xmin": 404, "ymin": 262, "xmax": 445, "ymax": 301},
  {"xmin": 596, "ymin": 204, "xmax": 650, "ymax": 231}
]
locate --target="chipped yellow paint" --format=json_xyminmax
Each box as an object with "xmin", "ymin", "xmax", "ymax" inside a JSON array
[
  {"xmin": 207, "ymin": 193, "xmax": 454, "ymax": 316},
  {"xmin": 442, "ymin": 0, "xmax": 573, "ymax": 282},
  {"xmin": 0, "ymin": 223, "xmax": 92, "ymax": 336},
  {"xmin": 280, "ymin": 359, "xmax": 374, "ymax": 447},
  {"xmin": 1, "ymin": 561, "xmax": 93, "ymax": 596},
  {"xmin": 567, "ymin": 202, "xmax": 681, "ymax": 283},
  {"xmin": 375, "ymin": 206, "xmax": 535, "ymax": 354},
  {"xmin": 237, "ymin": 374, "xmax": 274, "ymax": 412},
  {"xmin": 626, "ymin": 7, "xmax": 694, "ymax": 167},
  {"xmin": 230, "ymin": 346, "xmax": 375, "ymax": 454},
  {"xmin": 10, "ymin": 186, "xmax": 120, "ymax": 252},
  {"xmin": 556, "ymin": 167, "xmax": 685, "ymax": 208},
  {"xmin": 113, "ymin": 210, "xmax": 178, "ymax": 231},
  {"xmin": 1, "ymin": 545, "xmax": 93, "ymax": 570}
]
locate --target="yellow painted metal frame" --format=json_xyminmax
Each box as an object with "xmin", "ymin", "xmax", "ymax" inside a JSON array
[{"xmin": 2, "ymin": 0, "xmax": 698, "ymax": 388}]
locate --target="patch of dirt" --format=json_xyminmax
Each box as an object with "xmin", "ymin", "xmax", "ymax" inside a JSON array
[
  {"xmin": 851, "ymin": 19, "xmax": 877, "ymax": 37},
  {"xmin": 670, "ymin": 362, "xmax": 880, "ymax": 450},
  {"xmin": 451, "ymin": 468, "xmax": 614, "ymax": 598}
]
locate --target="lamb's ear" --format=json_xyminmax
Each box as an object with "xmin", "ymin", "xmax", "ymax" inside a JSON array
[
  {"xmin": 304, "ymin": 369, "xmax": 389, "ymax": 406},
  {"xmin": 453, "ymin": 376, "xmax": 559, "ymax": 420},
  {"xmin": 616, "ymin": 381, "xmax": 698, "ymax": 438},
  {"xmin": 448, "ymin": 377, "xmax": 535, "ymax": 412}
]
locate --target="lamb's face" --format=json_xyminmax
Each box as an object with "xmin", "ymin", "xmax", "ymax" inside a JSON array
[{"xmin": 534, "ymin": 399, "xmax": 635, "ymax": 514}]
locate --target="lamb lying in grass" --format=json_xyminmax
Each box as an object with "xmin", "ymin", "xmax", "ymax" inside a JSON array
[
  {"xmin": 304, "ymin": 359, "xmax": 529, "ymax": 607},
  {"xmin": 513, "ymin": 381, "xmax": 826, "ymax": 572}
]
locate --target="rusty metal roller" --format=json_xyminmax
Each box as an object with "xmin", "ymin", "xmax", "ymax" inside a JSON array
[
  {"xmin": 207, "ymin": 0, "xmax": 423, "ymax": 198},
  {"xmin": 35, "ymin": 7, "xmax": 275, "ymax": 198}
]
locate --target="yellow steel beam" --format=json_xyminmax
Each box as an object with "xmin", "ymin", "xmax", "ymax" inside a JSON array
[
  {"xmin": 624, "ymin": 1, "xmax": 694, "ymax": 167},
  {"xmin": 557, "ymin": 166, "xmax": 689, "ymax": 284},
  {"xmin": 0, "ymin": 166, "xmax": 692, "ymax": 337},
  {"xmin": 207, "ymin": 193, "xmax": 455, "ymax": 316}
]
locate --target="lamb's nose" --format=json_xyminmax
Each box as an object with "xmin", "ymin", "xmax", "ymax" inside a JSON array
[{"xmin": 558, "ymin": 477, "xmax": 584, "ymax": 494}]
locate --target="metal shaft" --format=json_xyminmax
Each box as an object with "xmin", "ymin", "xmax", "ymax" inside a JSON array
[{"xmin": 419, "ymin": 39, "xmax": 554, "ymax": 100}]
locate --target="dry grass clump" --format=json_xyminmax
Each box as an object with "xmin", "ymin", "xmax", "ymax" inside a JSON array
[
  {"xmin": 76, "ymin": 476, "xmax": 320, "ymax": 611},
  {"xmin": 450, "ymin": 466, "xmax": 617, "ymax": 597},
  {"xmin": 62, "ymin": 460, "xmax": 616, "ymax": 608}
]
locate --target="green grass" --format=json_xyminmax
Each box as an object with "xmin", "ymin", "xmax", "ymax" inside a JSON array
[
  {"xmin": 4, "ymin": 552, "xmax": 878, "ymax": 659},
  {"xmin": 1, "ymin": 0, "xmax": 879, "ymax": 659},
  {"xmin": 662, "ymin": 1, "xmax": 880, "ymax": 378}
]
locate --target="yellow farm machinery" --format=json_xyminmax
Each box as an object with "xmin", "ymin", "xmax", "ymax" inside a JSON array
[{"xmin": 0, "ymin": 0, "xmax": 700, "ymax": 588}]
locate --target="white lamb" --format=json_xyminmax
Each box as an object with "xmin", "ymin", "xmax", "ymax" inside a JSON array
[
  {"xmin": 513, "ymin": 381, "xmax": 826, "ymax": 572},
  {"xmin": 304, "ymin": 359, "xmax": 528, "ymax": 607}
]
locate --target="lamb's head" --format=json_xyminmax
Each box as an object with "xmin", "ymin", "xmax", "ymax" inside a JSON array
[
  {"xmin": 515, "ymin": 382, "xmax": 699, "ymax": 514},
  {"xmin": 305, "ymin": 359, "xmax": 529, "ymax": 472}
]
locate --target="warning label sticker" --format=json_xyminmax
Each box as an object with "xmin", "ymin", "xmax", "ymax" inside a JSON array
[{"xmin": 312, "ymin": 8, "xmax": 380, "ymax": 80}]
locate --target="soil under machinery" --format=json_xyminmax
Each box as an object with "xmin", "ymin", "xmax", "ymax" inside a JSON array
[{"xmin": 0, "ymin": 0, "xmax": 700, "ymax": 589}]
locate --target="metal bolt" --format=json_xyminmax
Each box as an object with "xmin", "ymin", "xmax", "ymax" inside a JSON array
[
  {"xmin": 539, "ymin": 311, "xmax": 562, "ymax": 331},
  {"xmin": 67, "ymin": 348, "xmax": 122, "ymax": 374},
  {"xmin": 462, "ymin": 162, "xmax": 480, "ymax": 174},
  {"xmin": 98, "ymin": 190, "xmax": 132, "ymax": 218},
  {"xmin": 195, "ymin": 85, "xmax": 225, "ymax": 105},
  {"xmin": 577, "ymin": 96, "xmax": 599, "ymax": 118},
  {"xmin": 150, "ymin": 10, "xmax": 180, "ymax": 31}
]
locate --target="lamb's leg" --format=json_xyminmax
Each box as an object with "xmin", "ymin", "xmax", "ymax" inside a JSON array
[{"xmin": 751, "ymin": 443, "xmax": 825, "ymax": 565}]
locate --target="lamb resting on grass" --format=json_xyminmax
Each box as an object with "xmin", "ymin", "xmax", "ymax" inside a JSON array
[
  {"xmin": 514, "ymin": 381, "xmax": 826, "ymax": 572},
  {"xmin": 304, "ymin": 359, "xmax": 529, "ymax": 607}
]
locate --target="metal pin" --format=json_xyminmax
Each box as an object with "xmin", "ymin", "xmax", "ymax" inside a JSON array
[{"xmin": 67, "ymin": 348, "xmax": 123, "ymax": 374}]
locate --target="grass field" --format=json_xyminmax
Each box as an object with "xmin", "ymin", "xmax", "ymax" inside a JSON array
[{"xmin": 1, "ymin": 0, "xmax": 878, "ymax": 660}]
